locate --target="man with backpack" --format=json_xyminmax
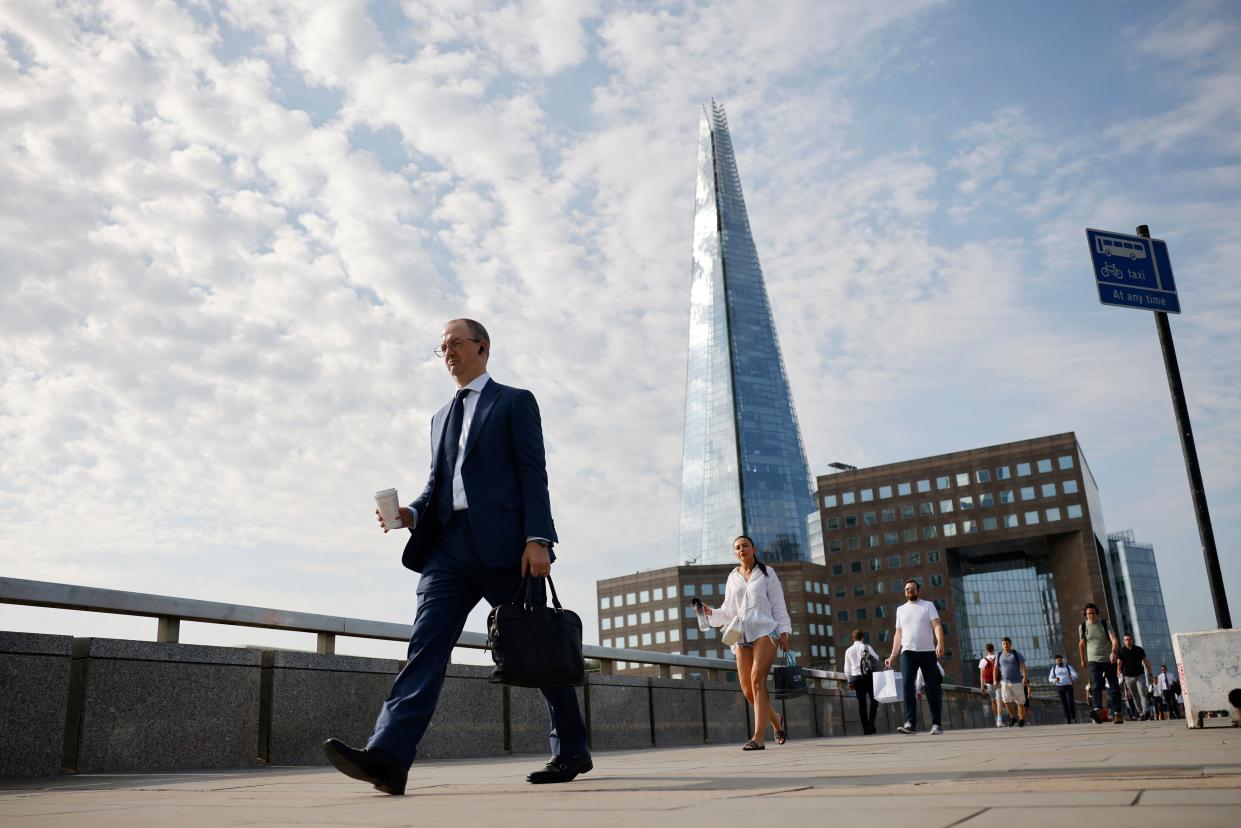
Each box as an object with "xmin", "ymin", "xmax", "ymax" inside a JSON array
[
  {"xmin": 996, "ymin": 637, "xmax": 1030, "ymax": 727},
  {"xmin": 1078, "ymin": 602, "xmax": 1123, "ymax": 724},
  {"xmin": 844, "ymin": 628, "xmax": 882, "ymax": 735},
  {"xmin": 978, "ymin": 643, "xmax": 1003, "ymax": 727},
  {"xmin": 1048, "ymin": 654, "xmax": 1078, "ymax": 724}
]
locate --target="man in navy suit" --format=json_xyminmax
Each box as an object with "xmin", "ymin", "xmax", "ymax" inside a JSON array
[{"xmin": 323, "ymin": 318, "xmax": 590, "ymax": 795}]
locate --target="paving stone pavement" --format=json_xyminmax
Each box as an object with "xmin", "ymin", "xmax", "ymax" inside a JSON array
[{"xmin": 1, "ymin": 720, "xmax": 1237, "ymax": 826}]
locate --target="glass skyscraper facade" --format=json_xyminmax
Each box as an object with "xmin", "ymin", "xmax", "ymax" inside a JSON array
[
  {"xmin": 678, "ymin": 102, "xmax": 815, "ymax": 566},
  {"xmin": 1106, "ymin": 530, "xmax": 1175, "ymax": 671}
]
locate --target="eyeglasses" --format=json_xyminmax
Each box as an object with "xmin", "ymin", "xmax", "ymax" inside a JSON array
[{"xmin": 434, "ymin": 338, "xmax": 481, "ymax": 358}]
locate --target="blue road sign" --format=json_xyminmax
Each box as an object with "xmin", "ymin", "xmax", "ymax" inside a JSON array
[{"xmin": 1086, "ymin": 228, "xmax": 1180, "ymax": 314}]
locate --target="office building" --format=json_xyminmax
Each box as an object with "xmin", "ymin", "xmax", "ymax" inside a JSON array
[
  {"xmin": 677, "ymin": 101, "xmax": 815, "ymax": 566},
  {"xmin": 595, "ymin": 560, "xmax": 835, "ymax": 677},
  {"xmin": 815, "ymin": 433, "xmax": 1113, "ymax": 685},
  {"xmin": 1106, "ymin": 529, "xmax": 1175, "ymax": 671}
]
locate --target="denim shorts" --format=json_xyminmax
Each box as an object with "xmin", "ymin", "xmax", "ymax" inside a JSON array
[{"xmin": 735, "ymin": 633, "xmax": 779, "ymax": 649}]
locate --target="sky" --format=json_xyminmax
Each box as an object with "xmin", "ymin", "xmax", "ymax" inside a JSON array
[{"xmin": 2, "ymin": 0, "xmax": 1239, "ymax": 663}]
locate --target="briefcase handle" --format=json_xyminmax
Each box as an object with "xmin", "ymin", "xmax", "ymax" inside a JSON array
[{"xmin": 511, "ymin": 573, "xmax": 566, "ymax": 613}]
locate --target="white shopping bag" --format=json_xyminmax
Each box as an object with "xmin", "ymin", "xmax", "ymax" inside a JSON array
[{"xmin": 873, "ymin": 669, "xmax": 903, "ymax": 703}]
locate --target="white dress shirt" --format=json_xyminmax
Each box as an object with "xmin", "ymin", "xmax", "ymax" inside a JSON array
[
  {"xmin": 407, "ymin": 374, "xmax": 491, "ymax": 524},
  {"xmin": 844, "ymin": 640, "xmax": 881, "ymax": 678},
  {"xmin": 707, "ymin": 565, "xmax": 792, "ymax": 645}
]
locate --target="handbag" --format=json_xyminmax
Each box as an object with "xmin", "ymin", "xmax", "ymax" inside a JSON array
[
  {"xmin": 486, "ymin": 574, "xmax": 584, "ymax": 688},
  {"xmin": 720, "ymin": 614, "xmax": 744, "ymax": 647},
  {"xmin": 772, "ymin": 650, "xmax": 808, "ymax": 699},
  {"xmin": 873, "ymin": 669, "xmax": 903, "ymax": 703}
]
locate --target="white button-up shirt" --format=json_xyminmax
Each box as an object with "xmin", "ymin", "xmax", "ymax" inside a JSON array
[
  {"xmin": 707, "ymin": 564, "xmax": 792, "ymax": 645},
  {"xmin": 844, "ymin": 640, "xmax": 881, "ymax": 678}
]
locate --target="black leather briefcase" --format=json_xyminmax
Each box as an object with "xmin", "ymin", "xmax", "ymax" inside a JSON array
[{"xmin": 486, "ymin": 574, "xmax": 585, "ymax": 688}]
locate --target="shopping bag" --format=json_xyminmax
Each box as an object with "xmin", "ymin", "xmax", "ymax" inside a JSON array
[
  {"xmin": 486, "ymin": 574, "xmax": 584, "ymax": 688},
  {"xmin": 772, "ymin": 650, "xmax": 808, "ymax": 699},
  {"xmin": 873, "ymin": 669, "xmax": 904, "ymax": 703}
]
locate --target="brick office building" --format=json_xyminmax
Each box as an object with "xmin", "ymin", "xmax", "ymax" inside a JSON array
[
  {"xmin": 814, "ymin": 433, "xmax": 1113, "ymax": 687},
  {"xmin": 595, "ymin": 560, "xmax": 835, "ymax": 678}
]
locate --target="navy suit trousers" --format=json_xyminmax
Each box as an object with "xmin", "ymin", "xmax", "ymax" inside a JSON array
[{"xmin": 367, "ymin": 511, "xmax": 587, "ymax": 767}]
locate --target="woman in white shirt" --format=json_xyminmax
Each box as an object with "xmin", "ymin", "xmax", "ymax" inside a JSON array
[{"xmin": 700, "ymin": 535, "xmax": 792, "ymax": 750}]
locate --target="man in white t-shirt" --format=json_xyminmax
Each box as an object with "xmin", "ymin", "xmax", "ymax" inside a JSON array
[{"xmin": 885, "ymin": 579, "xmax": 945, "ymax": 735}]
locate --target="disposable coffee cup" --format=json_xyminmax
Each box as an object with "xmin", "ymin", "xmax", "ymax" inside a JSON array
[{"xmin": 374, "ymin": 488, "xmax": 403, "ymax": 529}]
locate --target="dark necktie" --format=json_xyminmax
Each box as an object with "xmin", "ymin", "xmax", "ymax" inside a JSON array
[{"xmin": 437, "ymin": 388, "xmax": 469, "ymax": 522}]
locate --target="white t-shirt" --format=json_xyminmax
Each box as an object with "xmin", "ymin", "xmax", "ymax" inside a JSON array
[{"xmin": 894, "ymin": 598, "xmax": 939, "ymax": 652}]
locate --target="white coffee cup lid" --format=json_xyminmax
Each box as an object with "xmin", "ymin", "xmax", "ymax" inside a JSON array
[{"xmin": 375, "ymin": 488, "xmax": 398, "ymax": 497}]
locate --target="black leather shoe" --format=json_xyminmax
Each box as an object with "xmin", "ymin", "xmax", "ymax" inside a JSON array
[
  {"xmin": 322, "ymin": 738, "xmax": 407, "ymax": 795},
  {"xmin": 526, "ymin": 754, "xmax": 593, "ymax": 784}
]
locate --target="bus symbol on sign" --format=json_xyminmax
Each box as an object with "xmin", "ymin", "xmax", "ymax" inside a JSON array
[
  {"xmin": 1085, "ymin": 228, "xmax": 1180, "ymax": 314},
  {"xmin": 1095, "ymin": 235, "xmax": 1147, "ymax": 261}
]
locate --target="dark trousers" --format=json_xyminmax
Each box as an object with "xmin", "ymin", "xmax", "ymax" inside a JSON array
[
  {"xmin": 851, "ymin": 673, "xmax": 879, "ymax": 734},
  {"xmin": 367, "ymin": 512, "xmax": 587, "ymax": 767},
  {"xmin": 1163, "ymin": 689, "xmax": 1180, "ymax": 718},
  {"xmin": 900, "ymin": 650, "xmax": 942, "ymax": 729},
  {"xmin": 1056, "ymin": 685, "xmax": 1076, "ymax": 722},
  {"xmin": 1088, "ymin": 661, "xmax": 1122, "ymax": 715}
]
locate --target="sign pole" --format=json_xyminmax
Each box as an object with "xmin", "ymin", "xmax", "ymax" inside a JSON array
[{"xmin": 1137, "ymin": 224, "xmax": 1231, "ymax": 629}]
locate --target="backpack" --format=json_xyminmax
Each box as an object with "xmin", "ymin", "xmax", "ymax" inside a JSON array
[
  {"xmin": 859, "ymin": 646, "xmax": 877, "ymax": 676},
  {"xmin": 1079, "ymin": 616, "xmax": 1110, "ymax": 640},
  {"xmin": 982, "ymin": 656, "xmax": 996, "ymax": 684}
]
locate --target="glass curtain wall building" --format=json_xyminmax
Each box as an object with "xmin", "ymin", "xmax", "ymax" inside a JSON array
[
  {"xmin": 678, "ymin": 101, "xmax": 815, "ymax": 565},
  {"xmin": 1106, "ymin": 530, "xmax": 1175, "ymax": 670}
]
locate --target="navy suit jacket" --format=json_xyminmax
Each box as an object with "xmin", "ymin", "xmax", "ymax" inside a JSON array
[{"xmin": 402, "ymin": 379, "xmax": 558, "ymax": 573}]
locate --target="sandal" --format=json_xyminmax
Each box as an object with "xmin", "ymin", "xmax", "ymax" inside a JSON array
[
  {"xmin": 775, "ymin": 715, "xmax": 787, "ymax": 745},
  {"xmin": 742, "ymin": 739, "xmax": 765, "ymax": 751}
]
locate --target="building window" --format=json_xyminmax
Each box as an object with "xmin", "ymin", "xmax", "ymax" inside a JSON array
[
  {"xmin": 827, "ymin": 517, "xmax": 840, "ymax": 529},
  {"xmin": 627, "ymin": 613, "xmax": 637, "ymax": 626},
  {"xmin": 613, "ymin": 615, "xmax": 624, "ymax": 629},
  {"xmin": 837, "ymin": 610, "xmax": 849, "ymax": 622},
  {"xmin": 845, "ymin": 514, "xmax": 858, "ymax": 528},
  {"xmin": 890, "ymin": 579, "xmax": 903, "ymax": 593},
  {"xmin": 804, "ymin": 580, "xmax": 813, "ymax": 592},
  {"xmin": 667, "ymin": 586, "xmax": 677, "ymax": 598},
  {"xmin": 1024, "ymin": 510, "xmax": 1040, "ymax": 525},
  {"xmin": 863, "ymin": 511, "xmax": 877, "ymax": 525},
  {"xmin": 933, "ymin": 599, "xmax": 947, "ymax": 611},
  {"xmin": 639, "ymin": 590, "xmax": 649, "ymax": 602},
  {"xmin": 851, "ymin": 561, "xmax": 863, "ymax": 573},
  {"xmin": 870, "ymin": 557, "xmax": 882, "ymax": 571},
  {"xmin": 853, "ymin": 584, "xmax": 865, "ymax": 596},
  {"xmin": 930, "ymin": 574, "xmax": 944, "ymax": 587},
  {"xmin": 879, "ymin": 485, "xmax": 893, "ymax": 499},
  {"xmin": 832, "ymin": 563, "xmax": 844, "ymax": 576},
  {"xmin": 976, "ymin": 469, "xmax": 991, "ymax": 483},
  {"xmin": 655, "ymin": 631, "xmax": 666, "ymax": 644},
  {"xmin": 875, "ymin": 581, "xmax": 887, "ymax": 594},
  {"xmin": 601, "ymin": 596, "xmax": 611, "ymax": 610},
  {"xmin": 936, "ymin": 476, "xmax": 952, "ymax": 490},
  {"xmin": 881, "ymin": 508, "xmax": 895, "ymax": 522},
  {"xmin": 1046, "ymin": 507, "xmax": 1062, "ymax": 522},
  {"xmin": 996, "ymin": 465, "xmax": 1011, "ymax": 480},
  {"xmin": 920, "ymin": 502, "xmax": 934, "ymax": 516},
  {"xmin": 1041, "ymin": 482, "xmax": 1056, "ymax": 498},
  {"xmin": 917, "ymin": 479, "xmax": 931, "ymax": 493},
  {"xmin": 898, "ymin": 482, "xmax": 912, "ymax": 496},
  {"xmin": 879, "ymin": 629, "xmax": 891, "ymax": 643},
  {"xmin": 876, "ymin": 605, "xmax": 887, "ymax": 618},
  {"xmin": 1037, "ymin": 458, "xmax": 1053, "ymax": 473},
  {"xmin": 823, "ymin": 494, "xmax": 838, "ymax": 507},
  {"xmin": 842, "ymin": 491, "xmax": 855, "ymax": 505},
  {"xmin": 960, "ymin": 495, "xmax": 975, "ymax": 510},
  {"xmin": 886, "ymin": 554, "xmax": 901, "ymax": 568},
  {"xmin": 1058, "ymin": 455, "xmax": 1074, "ymax": 470},
  {"xmin": 829, "ymin": 540, "xmax": 842, "ymax": 553},
  {"xmin": 939, "ymin": 499, "xmax": 954, "ymax": 513},
  {"xmin": 868, "ymin": 534, "xmax": 881, "ymax": 548},
  {"xmin": 907, "ymin": 551, "xmax": 922, "ymax": 565},
  {"xmin": 901, "ymin": 504, "xmax": 915, "ymax": 518},
  {"xmin": 626, "ymin": 592, "xmax": 636, "ymax": 605},
  {"xmin": 602, "ymin": 617, "xmax": 612, "ymax": 630},
  {"xmin": 983, "ymin": 516, "xmax": 998, "ymax": 531},
  {"xmin": 943, "ymin": 522, "xmax": 958, "ymax": 537},
  {"xmin": 668, "ymin": 607, "xmax": 679, "ymax": 620},
  {"xmin": 1016, "ymin": 462, "xmax": 1031, "ymax": 476},
  {"xmin": 979, "ymin": 492, "xmax": 994, "ymax": 507},
  {"xmin": 1067, "ymin": 503, "xmax": 1083, "ymax": 519},
  {"xmin": 628, "ymin": 635, "xmax": 638, "ymax": 646},
  {"xmin": 702, "ymin": 583, "xmax": 714, "ymax": 596},
  {"xmin": 654, "ymin": 587, "xmax": 664, "ymax": 600},
  {"xmin": 687, "ymin": 628, "xmax": 699, "ymax": 640},
  {"xmin": 955, "ymin": 472, "xmax": 969, "ymax": 486},
  {"xmin": 1063, "ymin": 479, "xmax": 1079, "ymax": 494},
  {"xmin": 928, "ymin": 549, "xmax": 941, "ymax": 562},
  {"xmin": 654, "ymin": 609, "xmax": 665, "ymax": 622},
  {"xmin": 642, "ymin": 633, "xmax": 652, "ymax": 645},
  {"xmin": 669, "ymin": 629, "xmax": 679, "ymax": 642},
  {"xmin": 640, "ymin": 611, "xmax": 650, "ymax": 624},
  {"xmin": 884, "ymin": 532, "xmax": 899, "ymax": 545},
  {"xmin": 861, "ymin": 488, "xmax": 874, "ymax": 502},
  {"xmin": 1004, "ymin": 513, "xmax": 1019, "ymax": 528},
  {"xmin": 857, "ymin": 608, "xmax": 869, "ymax": 620},
  {"xmin": 836, "ymin": 585, "xmax": 846, "ymax": 598},
  {"xmin": 999, "ymin": 489, "xmax": 1015, "ymax": 504},
  {"xmin": 903, "ymin": 528, "xmax": 917, "ymax": 542},
  {"xmin": 962, "ymin": 519, "xmax": 978, "ymax": 534},
  {"xmin": 602, "ymin": 638, "xmax": 612, "ymax": 648},
  {"xmin": 1021, "ymin": 486, "xmax": 1036, "ymax": 501}
]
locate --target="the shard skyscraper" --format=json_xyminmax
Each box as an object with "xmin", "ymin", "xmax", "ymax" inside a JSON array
[{"xmin": 678, "ymin": 101, "xmax": 816, "ymax": 566}]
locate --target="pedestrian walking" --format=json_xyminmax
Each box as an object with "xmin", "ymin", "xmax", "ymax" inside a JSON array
[
  {"xmin": 1048, "ymin": 654, "xmax": 1078, "ymax": 724},
  {"xmin": 1117, "ymin": 634, "xmax": 1155, "ymax": 720},
  {"xmin": 844, "ymin": 629, "xmax": 882, "ymax": 735},
  {"xmin": 979, "ymin": 643, "xmax": 1003, "ymax": 727},
  {"xmin": 884, "ymin": 578, "xmax": 945, "ymax": 735},
  {"xmin": 1078, "ymin": 602, "xmax": 1123, "ymax": 724},
  {"xmin": 995, "ymin": 637, "xmax": 1029, "ymax": 727}
]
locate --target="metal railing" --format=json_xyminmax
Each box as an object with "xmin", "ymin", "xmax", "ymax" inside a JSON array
[{"xmin": 0, "ymin": 576, "xmax": 861, "ymax": 685}]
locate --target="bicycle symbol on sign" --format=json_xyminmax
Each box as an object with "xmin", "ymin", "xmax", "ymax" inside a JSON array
[{"xmin": 1099, "ymin": 262, "xmax": 1123, "ymax": 281}]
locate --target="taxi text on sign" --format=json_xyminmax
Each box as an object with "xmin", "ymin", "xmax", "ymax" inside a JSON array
[{"xmin": 1085, "ymin": 228, "xmax": 1180, "ymax": 314}]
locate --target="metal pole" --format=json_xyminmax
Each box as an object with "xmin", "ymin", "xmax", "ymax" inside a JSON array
[{"xmin": 1137, "ymin": 225, "xmax": 1231, "ymax": 629}]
